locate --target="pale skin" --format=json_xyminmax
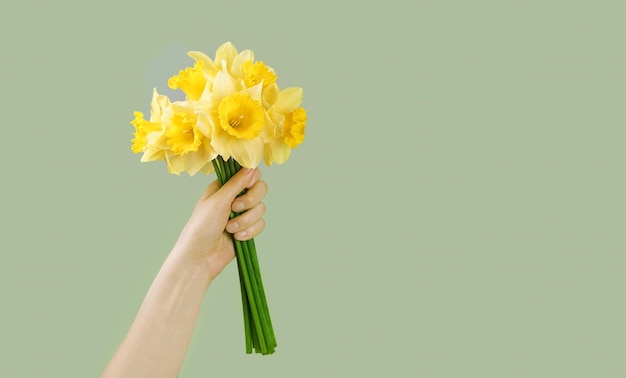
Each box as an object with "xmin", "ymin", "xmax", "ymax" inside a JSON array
[{"xmin": 102, "ymin": 167, "xmax": 268, "ymax": 378}]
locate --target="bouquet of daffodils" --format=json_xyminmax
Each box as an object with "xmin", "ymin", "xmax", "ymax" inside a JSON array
[{"xmin": 130, "ymin": 42, "xmax": 306, "ymax": 355}]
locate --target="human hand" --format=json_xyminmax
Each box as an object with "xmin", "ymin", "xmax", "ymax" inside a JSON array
[{"xmin": 171, "ymin": 168, "xmax": 268, "ymax": 282}]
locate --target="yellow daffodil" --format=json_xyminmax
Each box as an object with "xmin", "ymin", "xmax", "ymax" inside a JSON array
[
  {"xmin": 161, "ymin": 101, "xmax": 216, "ymax": 175},
  {"xmin": 263, "ymin": 107, "xmax": 307, "ymax": 165},
  {"xmin": 283, "ymin": 108, "xmax": 307, "ymax": 148},
  {"xmin": 263, "ymin": 88, "xmax": 306, "ymax": 165},
  {"xmin": 164, "ymin": 109, "xmax": 202, "ymax": 155},
  {"xmin": 167, "ymin": 61, "xmax": 206, "ymax": 101},
  {"xmin": 241, "ymin": 60, "xmax": 277, "ymax": 89},
  {"xmin": 218, "ymin": 92, "xmax": 265, "ymax": 140},
  {"xmin": 138, "ymin": 90, "xmax": 172, "ymax": 164},
  {"xmin": 130, "ymin": 111, "xmax": 159, "ymax": 153},
  {"xmin": 131, "ymin": 88, "xmax": 170, "ymax": 155},
  {"xmin": 209, "ymin": 89, "xmax": 266, "ymax": 168}
]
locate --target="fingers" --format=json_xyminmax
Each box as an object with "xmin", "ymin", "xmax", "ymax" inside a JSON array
[
  {"xmin": 227, "ymin": 200, "xmax": 266, "ymax": 231},
  {"xmin": 196, "ymin": 167, "xmax": 268, "ymax": 241},
  {"xmin": 213, "ymin": 168, "xmax": 258, "ymax": 204},
  {"xmin": 227, "ymin": 208, "xmax": 266, "ymax": 240},
  {"xmin": 231, "ymin": 179, "xmax": 268, "ymax": 213}
]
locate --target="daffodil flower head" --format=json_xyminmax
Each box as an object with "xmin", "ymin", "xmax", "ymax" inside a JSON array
[
  {"xmin": 163, "ymin": 102, "xmax": 204, "ymax": 155},
  {"xmin": 130, "ymin": 111, "xmax": 162, "ymax": 153},
  {"xmin": 242, "ymin": 60, "xmax": 277, "ymax": 89},
  {"xmin": 283, "ymin": 107, "xmax": 307, "ymax": 148},
  {"xmin": 167, "ymin": 61, "xmax": 206, "ymax": 101},
  {"xmin": 218, "ymin": 92, "xmax": 265, "ymax": 140}
]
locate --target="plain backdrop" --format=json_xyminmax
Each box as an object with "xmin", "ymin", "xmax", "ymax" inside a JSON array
[{"xmin": 1, "ymin": 1, "xmax": 625, "ymax": 377}]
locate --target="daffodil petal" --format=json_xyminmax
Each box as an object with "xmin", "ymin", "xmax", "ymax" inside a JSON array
[
  {"xmin": 273, "ymin": 87, "xmax": 303, "ymax": 114},
  {"xmin": 150, "ymin": 88, "xmax": 171, "ymax": 122},
  {"xmin": 198, "ymin": 84, "xmax": 213, "ymax": 102},
  {"xmin": 215, "ymin": 42, "xmax": 238, "ymax": 71},
  {"xmin": 212, "ymin": 71, "xmax": 237, "ymax": 103},
  {"xmin": 164, "ymin": 154, "xmax": 181, "ymax": 175},
  {"xmin": 232, "ymin": 49, "xmax": 254, "ymax": 77},
  {"xmin": 268, "ymin": 109, "xmax": 285, "ymax": 135},
  {"xmin": 200, "ymin": 161, "xmax": 215, "ymax": 174},
  {"xmin": 212, "ymin": 128, "xmax": 264, "ymax": 168},
  {"xmin": 195, "ymin": 111, "xmax": 212, "ymax": 138},
  {"xmin": 245, "ymin": 83, "xmax": 263, "ymax": 101},
  {"xmin": 169, "ymin": 143, "xmax": 214, "ymax": 176},
  {"xmin": 261, "ymin": 112, "xmax": 278, "ymax": 142},
  {"xmin": 187, "ymin": 51, "xmax": 219, "ymax": 77},
  {"xmin": 228, "ymin": 137, "xmax": 264, "ymax": 168},
  {"xmin": 262, "ymin": 83, "xmax": 279, "ymax": 108},
  {"xmin": 263, "ymin": 139, "xmax": 291, "ymax": 166},
  {"xmin": 146, "ymin": 129, "xmax": 169, "ymax": 150},
  {"xmin": 141, "ymin": 146, "xmax": 165, "ymax": 162}
]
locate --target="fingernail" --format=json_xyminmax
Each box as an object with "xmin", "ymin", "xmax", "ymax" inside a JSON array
[
  {"xmin": 232, "ymin": 201, "xmax": 245, "ymax": 212},
  {"xmin": 236, "ymin": 230, "xmax": 248, "ymax": 239},
  {"xmin": 227, "ymin": 222, "xmax": 239, "ymax": 233}
]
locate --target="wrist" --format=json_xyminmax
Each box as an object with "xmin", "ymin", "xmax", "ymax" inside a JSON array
[{"xmin": 164, "ymin": 249, "xmax": 215, "ymax": 292}]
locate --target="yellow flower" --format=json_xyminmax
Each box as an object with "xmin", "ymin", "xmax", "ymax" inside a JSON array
[
  {"xmin": 130, "ymin": 111, "xmax": 160, "ymax": 153},
  {"xmin": 164, "ymin": 102, "xmax": 204, "ymax": 155},
  {"xmin": 209, "ymin": 89, "xmax": 266, "ymax": 168},
  {"xmin": 130, "ymin": 89, "xmax": 171, "ymax": 154},
  {"xmin": 159, "ymin": 101, "xmax": 216, "ymax": 176},
  {"xmin": 218, "ymin": 92, "xmax": 265, "ymax": 140},
  {"xmin": 265, "ymin": 86, "xmax": 303, "ymax": 140},
  {"xmin": 262, "ymin": 108, "xmax": 306, "ymax": 166},
  {"xmin": 262, "ymin": 88, "xmax": 306, "ymax": 166},
  {"xmin": 140, "ymin": 90, "xmax": 173, "ymax": 165},
  {"xmin": 242, "ymin": 60, "xmax": 277, "ymax": 89},
  {"xmin": 283, "ymin": 107, "xmax": 307, "ymax": 148},
  {"xmin": 167, "ymin": 61, "xmax": 206, "ymax": 101}
]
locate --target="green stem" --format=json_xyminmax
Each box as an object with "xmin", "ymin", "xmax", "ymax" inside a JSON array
[
  {"xmin": 212, "ymin": 160, "xmax": 222, "ymax": 184},
  {"xmin": 225, "ymin": 158, "xmax": 267, "ymax": 354},
  {"xmin": 213, "ymin": 157, "xmax": 254, "ymax": 353},
  {"xmin": 242, "ymin": 240, "xmax": 274, "ymax": 354},
  {"xmin": 234, "ymin": 238, "xmax": 267, "ymax": 353},
  {"xmin": 247, "ymin": 238, "xmax": 276, "ymax": 348},
  {"xmin": 249, "ymin": 293, "xmax": 260, "ymax": 352},
  {"xmin": 236, "ymin": 248, "xmax": 253, "ymax": 354},
  {"xmin": 212, "ymin": 156, "xmax": 276, "ymax": 354}
]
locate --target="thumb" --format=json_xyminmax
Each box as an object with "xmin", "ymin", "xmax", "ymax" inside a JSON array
[{"xmin": 215, "ymin": 168, "xmax": 256, "ymax": 204}]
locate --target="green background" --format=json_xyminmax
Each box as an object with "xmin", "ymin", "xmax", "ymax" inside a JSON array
[{"xmin": 1, "ymin": 0, "xmax": 624, "ymax": 376}]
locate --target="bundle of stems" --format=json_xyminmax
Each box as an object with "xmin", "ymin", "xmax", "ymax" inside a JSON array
[{"xmin": 212, "ymin": 156, "xmax": 277, "ymax": 355}]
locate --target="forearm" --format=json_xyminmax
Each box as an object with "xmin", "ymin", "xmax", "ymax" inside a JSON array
[{"xmin": 102, "ymin": 252, "xmax": 213, "ymax": 378}]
